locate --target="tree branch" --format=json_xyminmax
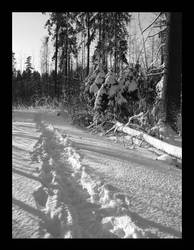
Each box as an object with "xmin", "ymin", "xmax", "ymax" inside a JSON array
[
  {"xmin": 136, "ymin": 28, "xmax": 152, "ymax": 64},
  {"xmin": 148, "ymin": 43, "xmax": 165, "ymax": 68},
  {"xmin": 148, "ymin": 28, "xmax": 167, "ymax": 38},
  {"xmin": 142, "ymin": 12, "xmax": 162, "ymax": 34},
  {"xmin": 138, "ymin": 13, "xmax": 148, "ymax": 70},
  {"xmin": 147, "ymin": 71, "xmax": 164, "ymax": 76}
]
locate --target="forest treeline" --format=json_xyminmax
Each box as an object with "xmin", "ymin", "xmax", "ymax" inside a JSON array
[{"xmin": 12, "ymin": 12, "xmax": 182, "ymax": 136}]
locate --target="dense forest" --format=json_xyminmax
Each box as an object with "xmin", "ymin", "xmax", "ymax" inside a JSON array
[{"xmin": 12, "ymin": 12, "xmax": 182, "ymax": 138}]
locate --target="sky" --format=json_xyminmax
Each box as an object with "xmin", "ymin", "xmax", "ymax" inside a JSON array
[
  {"xmin": 12, "ymin": 12, "xmax": 51, "ymax": 72},
  {"xmin": 12, "ymin": 12, "xmax": 156, "ymax": 73}
]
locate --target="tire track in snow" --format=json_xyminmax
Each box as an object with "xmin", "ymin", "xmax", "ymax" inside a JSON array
[{"xmin": 31, "ymin": 113, "xmax": 146, "ymax": 238}]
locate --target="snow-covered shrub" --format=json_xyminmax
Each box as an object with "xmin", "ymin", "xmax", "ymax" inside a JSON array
[
  {"xmin": 81, "ymin": 61, "xmax": 166, "ymax": 130},
  {"xmin": 117, "ymin": 66, "xmax": 139, "ymax": 93},
  {"xmin": 91, "ymin": 64, "xmax": 146, "ymax": 123},
  {"xmin": 94, "ymin": 71, "xmax": 117, "ymax": 112},
  {"xmin": 113, "ymin": 65, "xmax": 142, "ymax": 121},
  {"xmin": 83, "ymin": 64, "xmax": 106, "ymax": 110},
  {"xmin": 90, "ymin": 66, "xmax": 106, "ymax": 96}
]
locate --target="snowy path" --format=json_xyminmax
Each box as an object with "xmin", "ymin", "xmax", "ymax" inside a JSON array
[{"xmin": 12, "ymin": 110, "xmax": 182, "ymax": 238}]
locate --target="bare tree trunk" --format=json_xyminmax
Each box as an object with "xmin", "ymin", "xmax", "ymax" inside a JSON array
[
  {"xmin": 114, "ymin": 12, "xmax": 117, "ymax": 74},
  {"xmin": 160, "ymin": 19, "xmax": 165, "ymax": 65},
  {"xmin": 98, "ymin": 12, "xmax": 102, "ymax": 66},
  {"xmin": 165, "ymin": 12, "xmax": 182, "ymax": 129},
  {"xmin": 81, "ymin": 31, "xmax": 85, "ymax": 80},
  {"xmin": 128, "ymin": 34, "xmax": 131, "ymax": 64},
  {"xmin": 138, "ymin": 13, "xmax": 148, "ymax": 70},
  {"xmin": 68, "ymin": 53, "xmax": 70, "ymax": 79},
  {"xmin": 110, "ymin": 54, "xmax": 112, "ymax": 69},
  {"xmin": 76, "ymin": 55, "xmax": 78, "ymax": 75},
  {"xmin": 102, "ymin": 12, "xmax": 107, "ymax": 72},
  {"xmin": 86, "ymin": 13, "xmax": 90, "ymax": 76},
  {"xmin": 65, "ymin": 40, "xmax": 68, "ymax": 79},
  {"xmin": 151, "ymin": 35, "xmax": 155, "ymax": 64},
  {"xmin": 55, "ymin": 22, "xmax": 59, "ymax": 99}
]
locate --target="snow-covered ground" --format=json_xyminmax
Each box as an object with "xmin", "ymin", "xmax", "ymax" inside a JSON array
[{"xmin": 12, "ymin": 109, "xmax": 182, "ymax": 238}]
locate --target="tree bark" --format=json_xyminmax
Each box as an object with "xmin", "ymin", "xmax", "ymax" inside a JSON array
[
  {"xmin": 102, "ymin": 13, "xmax": 107, "ymax": 72},
  {"xmin": 86, "ymin": 13, "xmax": 90, "ymax": 76},
  {"xmin": 151, "ymin": 35, "xmax": 155, "ymax": 64},
  {"xmin": 98, "ymin": 12, "xmax": 102, "ymax": 65},
  {"xmin": 81, "ymin": 31, "xmax": 85, "ymax": 80},
  {"xmin": 55, "ymin": 21, "xmax": 59, "ymax": 99},
  {"xmin": 65, "ymin": 33, "xmax": 68, "ymax": 79},
  {"xmin": 165, "ymin": 12, "xmax": 182, "ymax": 129},
  {"xmin": 114, "ymin": 12, "xmax": 117, "ymax": 74}
]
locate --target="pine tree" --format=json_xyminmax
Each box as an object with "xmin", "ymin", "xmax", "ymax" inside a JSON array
[
  {"xmin": 44, "ymin": 12, "xmax": 64, "ymax": 99},
  {"xmin": 12, "ymin": 52, "xmax": 16, "ymax": 76},
  {"xmin": 94, "ymin": 12, "xmax": 131, "ymax": 74},
  {"xmin": 76, "ymin": 12, "xmax": 97, "ymax": 76},
  {"xmin": 25, "ymin": 56, "xmax": 34, "ymax": 73}
]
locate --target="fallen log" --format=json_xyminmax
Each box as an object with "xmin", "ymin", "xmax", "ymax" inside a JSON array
[{"xmin": 114, "ymin": 121, "xmax": 182, "ymax": 160}]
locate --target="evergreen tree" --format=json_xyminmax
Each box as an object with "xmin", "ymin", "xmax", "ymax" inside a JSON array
[
  {"xmin": 45, "ymin": 12, "xmax": 79, "ymax": 99},
  {"xmin": 93, "ymin": 12, "xmax": 131, "ymax": 73},
  {"xmin": 25, "ymin": 56, "xmax": 34, "ymax": 74},
  {"xmin": 12, "ymin": 52, "xmax": 17, "ymax": 78},
  {"xmin": 76, "ymin": 12, "xmax": 97, "ymax": 76},
  {"xmin": 44, "ymin": 12, "xmax": 64, "ymax": 98}
]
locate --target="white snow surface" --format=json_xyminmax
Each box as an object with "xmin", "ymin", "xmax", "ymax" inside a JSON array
[{"xmin": 12, "ymin": 110, "xmax": 182, "ymax": 238}]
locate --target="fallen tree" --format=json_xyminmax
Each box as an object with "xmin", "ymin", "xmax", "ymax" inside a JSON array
[{"xmin": 113, "ymin": 121, "xmax": 182, "ymax": 159}]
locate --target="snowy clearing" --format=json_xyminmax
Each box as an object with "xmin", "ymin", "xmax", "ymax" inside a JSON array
[{"xmin": 12, "ymin": 109, "xmax": 182, "ymax": 238}]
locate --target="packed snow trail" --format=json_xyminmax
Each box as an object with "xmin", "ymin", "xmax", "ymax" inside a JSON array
[{"xmin": 12, "ymin": 110, "xmax": 182, "ymax": 238}]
